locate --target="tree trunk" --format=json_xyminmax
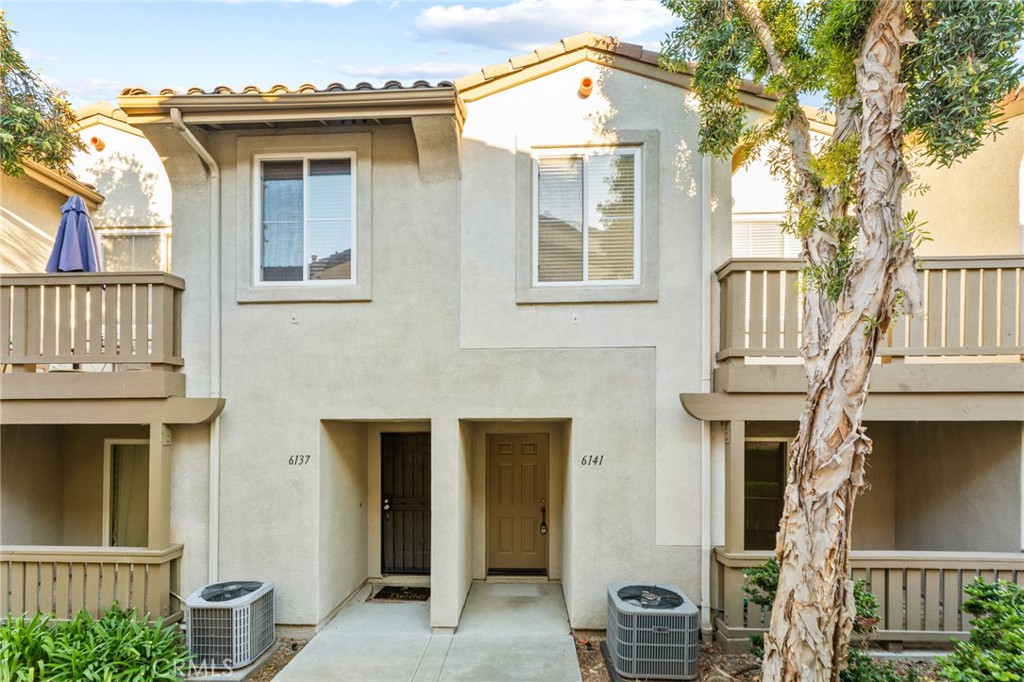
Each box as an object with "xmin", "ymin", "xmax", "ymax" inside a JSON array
[{"xmin": 761, "ymin": 2, "xmax": 919, "ymax": 680}]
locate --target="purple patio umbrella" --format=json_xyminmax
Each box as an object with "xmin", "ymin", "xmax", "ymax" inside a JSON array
[{"xmin": 45, "ymin": 195, "xmax": 102, "ymax": 273}]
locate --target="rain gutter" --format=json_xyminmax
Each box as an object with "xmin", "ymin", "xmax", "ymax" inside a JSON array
[
  {"xmin": 170, "ymin": 107, "xmax": 222, "ymax": 584},
  {"xmin": 700, "ymin": 155, "xmax": 713, "ymax": 636}
]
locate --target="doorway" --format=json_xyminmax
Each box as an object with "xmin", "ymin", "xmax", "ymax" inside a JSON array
[
  {"xmin": 381, "ymin": 433, "xmax": 430, "ymax": 574},
  {"xmin": 486, "ymin": 433, "xmax": 549, "ymax": 575}
]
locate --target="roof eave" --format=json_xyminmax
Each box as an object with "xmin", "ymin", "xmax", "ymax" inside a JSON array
[
  {"xmin": 118, "ymin": 88, "xmax": 466, "ymax": 131},
  {"xmin": 20, "ymin": 161, "xmax": 104, "ymax": 208}
]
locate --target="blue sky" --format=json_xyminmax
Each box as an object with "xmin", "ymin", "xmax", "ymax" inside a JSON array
[{"xmin": 2, "ymin": 0, "xmax": 678, "ymax": 107}]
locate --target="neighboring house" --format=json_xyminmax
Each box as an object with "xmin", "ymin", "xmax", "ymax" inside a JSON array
[
  {"xmin": 0, "ymin": 161, "xmax": 103, "ymax": 273},
  {"xmin": 72, "ymin": 102, "xmax": 173, "ymax": 271},
  {"xmin": 1, "ymin": 34, "xmax": 1020, "ymax": 649}
]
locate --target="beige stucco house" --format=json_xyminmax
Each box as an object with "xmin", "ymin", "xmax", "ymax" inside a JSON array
[{"xmin": 1, "ymin": 34, "xmax": 1020, "ymax": 648}]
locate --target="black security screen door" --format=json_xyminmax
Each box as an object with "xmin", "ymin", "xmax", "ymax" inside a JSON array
[{"xmin": 381, "ymin": 433, "xmax": 431, "ymax": 574}]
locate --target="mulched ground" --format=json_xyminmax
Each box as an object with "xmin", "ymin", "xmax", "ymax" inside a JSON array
[{"xmin": 242, "ymin": 632, "xmax": 943, "ymax": 681}]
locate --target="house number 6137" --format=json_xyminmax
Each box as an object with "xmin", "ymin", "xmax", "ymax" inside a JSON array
[{"xmin": 288, "ymin": 455, "xmax": 311, "ymax": 466}]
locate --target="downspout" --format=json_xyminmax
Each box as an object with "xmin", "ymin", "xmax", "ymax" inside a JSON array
[
  {"xmin": 170, "ymin": 108, "xmax": 222, "ymax": 583},
  {"xmin": 699, "ymin": 155, "xmax": 714, "ymax": 637}
]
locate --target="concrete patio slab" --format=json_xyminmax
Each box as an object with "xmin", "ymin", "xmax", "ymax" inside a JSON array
[
  {"xmin": 456, "ymin": 582, "xmax": 571, "ymax": 636},
  {"xmin": 273, "ymin": 581, "xmax": 580, "ymax": 682},
  {"xmin": 436, "ymin": 635, "xmax": 580, "ymax": 682}
]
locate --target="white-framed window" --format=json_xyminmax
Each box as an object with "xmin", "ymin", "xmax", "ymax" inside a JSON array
[
  {"xmin": 102, "ymin": 439, "xmax": 149, "ymax": 548},
  {"xmin": 254, "ymin": 152, "xmax": 356, "ymax": 285},
  {"xmin": 533, "ymin": 147, "xmax": 640, "ymax": 286},
  {"xmin": 732, "ymin": 213, "xmax": 801, "ymax": 258},
  {"xmin": 98, "ymin": 228, "xmax": 172, "ymax": 272}
]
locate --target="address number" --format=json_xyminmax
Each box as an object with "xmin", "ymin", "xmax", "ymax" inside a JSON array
[
  {"xmin": 288, "ymin": 455, "xmax": 311, "ymax": 466},
  {"xmin": 580, "ymin": 455, "xmax": 604, "ymax": 466}
]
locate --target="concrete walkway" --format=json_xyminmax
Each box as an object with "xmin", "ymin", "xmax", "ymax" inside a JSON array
[{"xmin": 274, "ymin": 582, "xmax": 582, "ymax": 682}]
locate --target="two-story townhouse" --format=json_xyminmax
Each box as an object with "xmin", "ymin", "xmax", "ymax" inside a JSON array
[{"xmin": 2, "ymin": 34, "xmax": 1020, "ymax": 649}]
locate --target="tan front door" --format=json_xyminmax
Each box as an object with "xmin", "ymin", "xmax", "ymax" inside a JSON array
[{"xmin": 487, "ymin": 434, "xmax": 549, "ymax": 574}]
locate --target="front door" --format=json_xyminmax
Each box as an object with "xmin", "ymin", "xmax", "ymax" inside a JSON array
[
  {"xmin": 381, "ymin": 433, "xmax": 430, "ymax": 574},
  {"xmin": 487, "ymin": 434, "xmax": 549, "ymax": 574}
]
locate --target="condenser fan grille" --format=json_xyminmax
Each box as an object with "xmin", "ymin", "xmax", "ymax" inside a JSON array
[{"xmin": 616, "ymin": 585, "xmax": 684, "ymax": 610}]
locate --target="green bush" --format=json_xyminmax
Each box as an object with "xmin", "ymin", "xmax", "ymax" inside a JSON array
[
  {"xmin": 743, "ymin": 559, "xmax": 913, "ymax": 682},
  {"xmin": 939, "ymin": 578, "xmax": 1024, "ymax": 682},
  {"xmin": 0, "ymin": 606, "xmax": 189, "ymax": 682},
  {"xmin": 0, "ymin": 613, "xmax": 53, "ymax": 682}
]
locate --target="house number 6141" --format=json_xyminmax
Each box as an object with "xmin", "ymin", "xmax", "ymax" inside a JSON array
[{"xmin": 579, "ymin": 455, "xmax": 604, "ymax": 466}]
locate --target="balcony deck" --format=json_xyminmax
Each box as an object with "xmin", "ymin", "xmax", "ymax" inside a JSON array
[
  {"xmin": 0, "ymin": 272, "xmax": 185, "ymax": 400},
  {"xmin": 712, "ymin": 548, "xmax": 1024, "ymax": 651},
  {"xmin": 715, "ymin": 256, "xmax": 1024, "ymax": 393},
  {"xmin": 0, "ymin": 544, "xmax": 183, "ymax": 624}
]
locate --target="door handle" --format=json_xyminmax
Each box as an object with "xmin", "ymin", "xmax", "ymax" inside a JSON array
[
  {"xmin": 383, "ymin": 498, "xmax": 390, "ymax": 511},
  {"xmin": 540, "ymin": 505, "xmax": 548, "ymax": 535}
]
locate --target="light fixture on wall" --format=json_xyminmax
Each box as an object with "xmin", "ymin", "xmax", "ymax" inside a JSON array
[
  {"xmin": 579, "ymin": 76, "xmax": 594, "ymax": 98},
  {"xmin": 89, "ymin": 136, "xmax": 105, "ymax": 152}
]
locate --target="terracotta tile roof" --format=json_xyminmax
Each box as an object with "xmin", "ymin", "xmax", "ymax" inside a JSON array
[
  {"xmin": 454, "ymin": 32, "xmax": 768, "ymax": 99},
  {"xmin": 455, "ymin": 32, "xmax": 658, "ymax": 91},
  {"xmin": 119, "ymin": 80, "xmax": 454, "ymax": 98}
]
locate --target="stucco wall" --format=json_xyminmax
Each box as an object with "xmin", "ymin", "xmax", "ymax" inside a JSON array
[
  {"xmin": 0, "ymin": 174, "xmax": 66, "ymax": 273},
  {"xmin": 895, "ymin": 422, "xmax": 1021, "ymax": 551},
  {"xmin": 730, "ymin": 116, "xmax": 1024, "ymax": 257},
  {"xmin": 905, "ymin": 114, "xmax": 1024, "ymax": 257},
  {"xmin": 318, "ymin": 421, "xmax": 369, "ymax": 625},
  {"xmin": 0, "ymin": 425, "xmax": 63, "ymax": 545},
  {"xmin": 72, "ymin": 120, "xmax": 172, "ymax": 229},
  {"xmin": 139, "ymin": 59, "xmax": 739, "ymax": 630}
]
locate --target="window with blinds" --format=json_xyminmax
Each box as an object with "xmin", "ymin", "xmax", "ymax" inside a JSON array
[
  {"xmin": 732, "ymin": 216, "xmax": 801, "ymax": 258},
  {"xmin": 535, "ymin": 148, "xmax": 639, "ymax": 285},
  {"xmin": 257, "ymin": 154, "xmax": 355, "ymax": 284}
]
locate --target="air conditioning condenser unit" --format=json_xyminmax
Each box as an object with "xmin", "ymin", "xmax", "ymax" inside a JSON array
[{"xmin": 186, "ymin": 580, "xmax": 275, "ymax": 669}]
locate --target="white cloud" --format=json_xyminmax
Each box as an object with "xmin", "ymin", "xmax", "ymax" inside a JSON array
[
  {"xmin": 333, "ymin": 61, "xmax": 481, "ymax": 83},
  {"xmin": 42, "ymin": 76, "xmax": 123, "ymax": 106},
  {"xmin": 413, "ymin": 0, "xmax": 675, "ymax": 51}
]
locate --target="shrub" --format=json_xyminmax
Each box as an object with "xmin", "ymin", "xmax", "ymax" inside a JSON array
[
  {"xmin": 939, "ymin": 578, "xmax": 1024, "ymax": 682},
  {"xmin": 743, "ymin": 559, "xmax": 913, "ymax": 682},
  {"xmin": 1, "ymin": 606, "xmax": 189, "ymax": 682},
  {"xmin": 0, "ymin": 613, "xmax": 53, "ymax": 682}
]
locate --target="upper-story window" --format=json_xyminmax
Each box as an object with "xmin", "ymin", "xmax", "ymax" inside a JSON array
[
  {"xmin": 256, "ymin": 153, "xmax": 355, "ymax": 284},
  {"xmin": 534, "ymin": 147, "xmax": 640, "ymax": 286}
]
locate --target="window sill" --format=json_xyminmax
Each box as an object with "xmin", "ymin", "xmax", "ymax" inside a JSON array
[
  {"xmin": 237, "ymin": 282, "xmax": 371, "ymax": 304},
  {"xmin": 515, "ymin": 282, "xmax": 657, "ymax": 304}
]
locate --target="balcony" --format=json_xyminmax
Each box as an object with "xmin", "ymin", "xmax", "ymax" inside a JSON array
[
  {"xmin": 714, "ymin": 256, "xmax": 1024, "ymax": 394},
  {"xmin": 712, "ymin": 548, "xmax": 1024, "ymax": 650},
  {"xmin": 0, "ymin": 544, "xmax": 183, "ymax": 624},
  {"xmin": 0, "ymin": 272, "xmax": 185, "ymax": 401}
]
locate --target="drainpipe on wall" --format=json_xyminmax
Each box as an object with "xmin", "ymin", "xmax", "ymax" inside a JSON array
[
  {"xmin": 170, "ymin": 108, "xmax": 222, "ymax": 584},
  {"xmin": 699, "ymin": 155, "xmax": 713, "ymax": 637}
]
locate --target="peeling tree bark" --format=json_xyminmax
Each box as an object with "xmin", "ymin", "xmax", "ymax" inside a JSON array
[{"xmin": 750, "ymin": 2, "xmax": 922, "ymax": 681}]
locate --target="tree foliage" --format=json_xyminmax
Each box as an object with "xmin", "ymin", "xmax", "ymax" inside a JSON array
[
  {"xmin": 0, "ymin": 10, "xmax": 84, "ymax": 178},
  {"xmin": 661, "ymin": 2, "xmax": 1024, "ymax": 681}
]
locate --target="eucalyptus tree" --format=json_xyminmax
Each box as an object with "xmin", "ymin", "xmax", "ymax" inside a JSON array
[
  {"xmin": 660, "ymin": 1, "xmax": 1024, "ymax": 680},
  {"xmin": 0, "ymin": 11, "xmax": 84, "ymax": 177}
]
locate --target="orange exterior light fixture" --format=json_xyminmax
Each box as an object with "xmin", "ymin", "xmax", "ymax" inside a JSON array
[
  {"xmin": 89, "ymin": 136, "xmax": 105, "ymax": 152},
  {"xmin": 578, "ymin": 76, "xmax": 594, "ymax": 99}
]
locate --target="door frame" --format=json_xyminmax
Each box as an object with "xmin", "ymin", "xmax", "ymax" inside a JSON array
[
  {"xmin": 102, "ymin": 438, "xmax": 149, "ymax": 547},
  {"xmin": 366, "ymin": 421, "xmax": 432, "ymax": 579},
  {"xmin": 485, "ymin": 432, "xmax": 550, "ymax": 575},
  {"xmin": 380, "ymin": 431, "xmax": 432, "ymax": 575},
  {"xmin": 466, "ymin": 421, "xmax": 566, "ymax": 581}
]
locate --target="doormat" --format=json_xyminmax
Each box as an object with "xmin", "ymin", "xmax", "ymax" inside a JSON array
[{"xmin": 369, "ymin": 586, "xmax": 430, "ymax": 602}]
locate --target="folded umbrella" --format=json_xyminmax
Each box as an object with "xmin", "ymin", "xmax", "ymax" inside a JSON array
[{"xmin": 45, "ymin": 195, "xmax": 102, "ymax": 273}]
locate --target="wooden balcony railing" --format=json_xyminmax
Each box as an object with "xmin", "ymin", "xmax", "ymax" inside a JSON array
[
  {"xmin": 713, "ymin": 549, "xmax": 1024, "ymax": 643},
  {"xmin": 0, "ymin": 272, "xmax": 184, "ymax": 372},
  {"xmin": 717, "ymin": 256, "xmax": 1024, "ymax": 361},
  {"xmin": 0, "ymin": 545, "xmax": 183, "ymax": 623}
]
